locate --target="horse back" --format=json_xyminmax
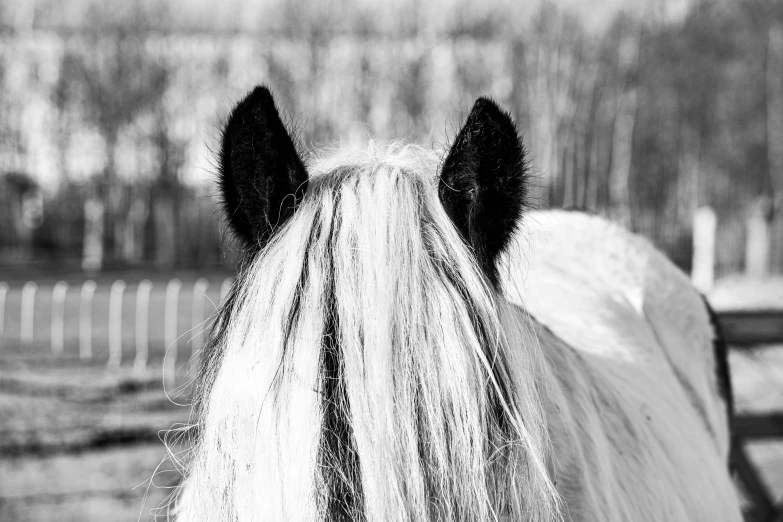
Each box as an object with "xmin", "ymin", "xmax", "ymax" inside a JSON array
[{"xmin": 500, "ymin": 209, "xmax": 741, "ymax": 521}]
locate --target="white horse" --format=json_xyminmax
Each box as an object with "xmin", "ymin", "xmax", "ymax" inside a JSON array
[{"xmin": 173, "ymin": 86, "xmax": 742, "ymax": 522}]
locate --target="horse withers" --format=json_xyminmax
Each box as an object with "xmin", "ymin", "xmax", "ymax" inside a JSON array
[{"xmin": 172, "ymin": 86, "xmax": 742, "ymax": 522}]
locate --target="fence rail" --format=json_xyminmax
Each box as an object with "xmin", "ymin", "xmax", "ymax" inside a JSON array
[
  {"xmin": 719, "ymin": 311, "xmax": 783, "ymax": 348},
  {"xmin": 0, "ymin": 277, "xmax": 233, "ymax": 384},
  {"xmin": 716, "ymin": 310, "xmax": 783, "ymax": 522}
]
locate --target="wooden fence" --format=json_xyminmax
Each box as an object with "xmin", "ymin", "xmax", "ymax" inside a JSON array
[
  {"xmin": 0, "ymin": 278, "xmax": 233, "ymax": 383},
  {"xmin": 724, "ymin": 310, "xmax": 783, "ymax": 522}
]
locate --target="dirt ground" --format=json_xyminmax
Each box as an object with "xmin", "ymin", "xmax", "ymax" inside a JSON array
[{"xmin": 0, "ymin": 360, "xmax": 187, "ymax": 521}]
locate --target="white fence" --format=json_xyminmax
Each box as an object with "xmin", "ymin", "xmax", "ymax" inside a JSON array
[
  {"xmin": 0, "ymin": 205, "xmax": 763, "ymax": 384},
  {"xmin": 0, "ymin": 277, "xmax": 233, "ymax": 384}
]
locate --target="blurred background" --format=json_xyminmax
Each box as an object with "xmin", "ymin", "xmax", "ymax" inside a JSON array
[{"xmin": 0, "ymin": 0, "xmax": 781, "ymax": 520}]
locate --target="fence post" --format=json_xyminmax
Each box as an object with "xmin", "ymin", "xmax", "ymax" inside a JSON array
[
  {"xmin": 745, "ymin": 198, "xmax": 772, "ymax": 278},
  {"xmin": 79, "ymin": 281, "xmax": 96, "ymax": 360},
  {"xmin": 164, "ymin": 279, "xmax": 182, "ymax": 386},
  {"xmin": 692, "ymin": 206, "xmax": 717, "ymax": 292},
  {"xmin": 108, "ymin": 280, "xmax": 126, "ymax": 368},
  {"xmin": 51, "ymin": 281, "xmax": 69, "ymax": 355},
  {"xmin": 0, "ymin": 282, "xmax": 7, "ymax": 350},
  {"xmin": 134, "ymin": 280, "xmax": 152, "ymax": 373},
  {"xmin": 20, "ymin": 281, "xmax": 37, "ymax": 347},
  {"xmin": 191, "ymin": 278, "xmax": 209, "ymax": 370}
]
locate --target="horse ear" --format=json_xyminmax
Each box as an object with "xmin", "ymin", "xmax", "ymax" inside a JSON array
[
  {"xmin": 219, "ymin": 85, "xmax": 308, "ymax": 250},
  {"xmin": 438, "ymin": 97, "xmax": 528, "ymax": 286}
]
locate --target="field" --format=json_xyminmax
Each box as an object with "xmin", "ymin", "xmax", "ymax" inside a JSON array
[
  {"xmin": 0, "ymin": 274, "xmax": 228, "ymax": 522},
  {"xmin": 0, "ymin": 275, "xmax": 781, "ymax": 521},
  {"xmin": 0, "ymin": 362, "xmax": 187, "ymax": 521}
]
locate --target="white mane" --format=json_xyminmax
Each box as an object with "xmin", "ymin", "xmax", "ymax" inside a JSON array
[{"xmin": 174, "ymin": 144, "xmax": 561, "ymax": 522}]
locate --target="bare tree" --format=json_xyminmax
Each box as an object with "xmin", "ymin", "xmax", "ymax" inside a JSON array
[
  {"xmin": 60, "ymin": 5, "xmax": 168, "ymax": 270},
  {"xmin": 765, "ymin": 17, "xmax": 783, "ymax": 271},
  {"xmin": 519, "ymin": 5, "xmax": 585, "ymax": 207},
  {"xmin": 741, "ymin": 0, "xmax": 783, "ymax": 275},
  {"xmin": 607, "ymin": 16, "xmax": 641, "ymax": 228}
]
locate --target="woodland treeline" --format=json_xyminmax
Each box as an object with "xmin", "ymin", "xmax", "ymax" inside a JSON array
[{"xmin": 0, "ymin": 0, "xmax": 781, "ymax": 276}]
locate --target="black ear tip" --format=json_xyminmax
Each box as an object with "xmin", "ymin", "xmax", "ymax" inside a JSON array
[
  {"xmin": 469, "ymin": 96, "xmax": 517, "ymax": 128},
  {"xmin": 226, "ymin": 85, "xmax": 277, "ymax": 124},
  {"xmin": 245, "ymin": 85, "xmax": 275, "ymax": 106},
  {"xmin": 472, "ymin": 96, "xmax": 502, "ymax": 113}
]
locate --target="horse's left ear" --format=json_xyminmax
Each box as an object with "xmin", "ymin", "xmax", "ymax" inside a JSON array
[
  {"xmin": 219, "ymin": 85, "xmax": 308, "ymax": 250},
  {"xmin": 438, "ymin": 97, "xmax": 528, "ymax": 287}
]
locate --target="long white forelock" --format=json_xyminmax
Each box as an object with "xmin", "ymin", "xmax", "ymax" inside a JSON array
[{"xmin": 175, "ymin": 142, "xmax": 561, "ymax": 522}]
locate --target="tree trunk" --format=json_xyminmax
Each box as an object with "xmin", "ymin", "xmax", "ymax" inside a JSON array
[
  {"xmin": 528, "ymin": 39, "xmax": 558, "ymax": 206},
  {"xmin": 579, "ymin": 63, "xmax": 602, "ymax": 210},
  {"xmin": 608, "ymin": 86, "xmax": 637, "ymax": 227},
  {"xmin": 522, "ymin": 11, "xmax": 575, "ymax": 207},
  {"xmin": 82, "ymin": 197, "xmax": 104, "ymax": 272},
  {"xmin": 562, "ymin": 136, "xmax": 575, "ymax": 208},
  {"xmin": 745, "ymin": 199, "xmax": 771, "ymax": 277},
  {"xmin": 607, "ymin": 21, "xmax": 640, "ymax": 228},
  {"xmin": 766, "ymin": 22, "xmax": 783, "ymax": 272},
  {"xmin": 113, "ymin": 184, "xmax": 127, "ymax": 261},
  {"xmin": 677, "ymin": 125, "xmax": 701, "ymax": 238},
  {"xmin": 101, "ymin": 128, "xmax": 119, "ymax": 267},
  {"xmin": 154, "ymin": 192, "xmax": 176, "ymax": 270},
  {"xmin": 123, "ymin": 194, "xmax": 148, "ymax": 263}
]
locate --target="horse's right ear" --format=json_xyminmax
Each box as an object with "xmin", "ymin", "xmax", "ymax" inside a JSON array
[{"xmin": 219, "ymin": 86, "xmax": 308, "ymax": 250}]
